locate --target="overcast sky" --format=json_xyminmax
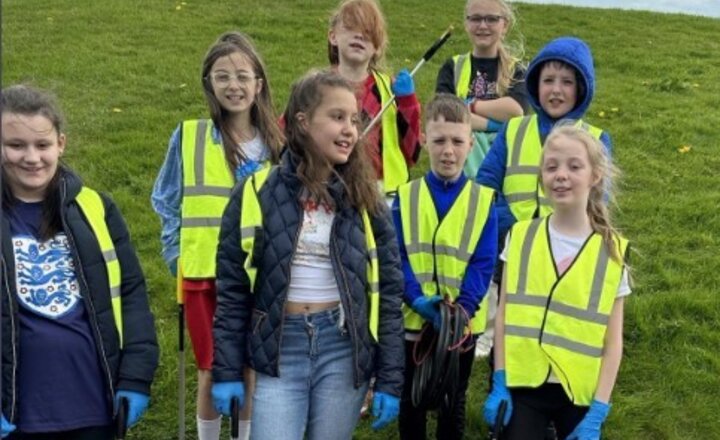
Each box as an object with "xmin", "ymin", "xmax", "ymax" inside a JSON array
[{"xmin": 512, "ymin": 0, "xmax": 720, "ymax": 18}]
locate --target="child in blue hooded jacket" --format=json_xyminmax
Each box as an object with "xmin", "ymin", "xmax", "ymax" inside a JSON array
[{"xmin": 477, "ymin": 36, "xmax": 612, "ymax": 241}]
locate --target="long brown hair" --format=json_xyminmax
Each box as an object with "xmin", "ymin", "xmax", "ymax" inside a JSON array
[
  {"xmin": 201, "ymin": 31, "xmax": 283, "ymax": 173},
  {"xmin": 465, "ymin": 0, "xmax": 525, "ymax": 96},
  {"xmin": 328, "ymin": 0, "xmax": 388, "ymax": 71},
  {"xmin": 542, "ymin": 124, "xmax": 625, "ymax": 263},
  {"xmin": 1, "ymin": 85, "xmax": 64, "ymax": 240},
  {"xmin": 283, "ymin": 70, "xmax": 381, "ymax": 215}
]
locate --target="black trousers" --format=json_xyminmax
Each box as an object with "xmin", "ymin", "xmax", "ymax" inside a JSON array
[
  {"xmin": 399, "ymin": 339, "xmax": 476, "ymax": 440},
  {"xmin": 503, "ymin": 383, "xmax": 588, "ymax": 440},
  {"xmin": 8, "ymin": 425, "xmax": 114, "ymax": 440}
]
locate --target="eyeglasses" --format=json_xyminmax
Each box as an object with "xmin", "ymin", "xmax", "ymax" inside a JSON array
[
  {"xmin": 465, "ymin": 14, "xmax": 505, "ymax": 25},
  {"xmin": 207, "ymin": 72, "xmax": 259, "ymax": 87}
]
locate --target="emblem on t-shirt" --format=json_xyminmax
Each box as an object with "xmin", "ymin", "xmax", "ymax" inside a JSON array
[
  {"xmin": 472, "ymin": 71, "xmax": 498, "ymax": 100},
  {"xmin": 13, "ymin": 233, "xmax": 81, "ymax": 319}
]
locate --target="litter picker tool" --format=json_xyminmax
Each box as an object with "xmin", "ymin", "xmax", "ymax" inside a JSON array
[
  {"xmin": 115, "ymin": 396, "xmax": 129, "ymax": 440},
  {"xmin": 230, "ymin": 397, "xmax": 241, "ymax": 440},
  {"xmin": 177, "ymin": 263, "xmax": 186, "ymax": 440},
  {"xmin": 489, "ymin": 400, "xmax": 508, "ymax": 440},
  {"xmin": 361, "ymin": 25, "xmax": 454, "ymax": 138}
]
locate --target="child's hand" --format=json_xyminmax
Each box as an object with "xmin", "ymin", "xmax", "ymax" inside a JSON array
[{"xmin": 391, "ymin": 69, "xmax": 415, "ymax": 97}]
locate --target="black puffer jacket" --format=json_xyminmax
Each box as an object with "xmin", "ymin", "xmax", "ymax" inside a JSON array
[
  {"xmin": 213, "ymin": 155, "xmax": 405, "ymax": 397},
  {"xmin": 1, "ymin": 168, "xmax": 159, "ymax": 423}
]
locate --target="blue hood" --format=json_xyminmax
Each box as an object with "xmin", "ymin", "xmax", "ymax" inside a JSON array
[{"xmin": 525, "ymin": 37, "xmax": 595, "ymax": 123}]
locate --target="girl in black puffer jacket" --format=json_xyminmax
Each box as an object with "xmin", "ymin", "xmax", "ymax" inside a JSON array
[{"xmin": 211, "ymin": 70, "xmax": 405, "ymax": 440}]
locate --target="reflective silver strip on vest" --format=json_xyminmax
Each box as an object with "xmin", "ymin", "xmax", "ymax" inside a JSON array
[
  {"xmin": 542, "ymin": 334, "xmax": 603, "ymax": 357},
  {"xmin": 409, "ymin": 179, "xmax": 421, "ymax": 249},
  {"xmin": 588, "ymin": 244, "xmax": 609, "ymax": 312},
  {"xmin": 240, "ymin": 226, "xmax": 255, "ymax": 240},
  {"xmin": 510, "ymin": 116, "xmax": 533, "ymax": 167},
  {"xmin": 505, "ymin": 294, "xmax": 609, "ymax": 325},
  {"xmin": 516, "ymin": 218, "xmax": 542, "ymax": 295},
  {"xmin": 183, "ymin": 186, "xmax": 231, "ymax": 197},
  {"xmin": 437, "ymin": 274, "xmax": 462, "ymax": 289},
  {"xmin": 102, "ymin": 249, "xmax": 117, "ymax": 262},
  {"xmin": 369, "ymin": 281, "xmax": 380, "ymax": 292},
  {"xmin": 505, "ymin": 324, "xmax": 540, "ymax": 338},
  {"xmin": 414, "ymin": 272, "xmax": 434, "ymax": 284},
  {"xmin": 453, "ymin": 54, "xmax": 467, "ymax": 92},
  {"xmin": 458, "ymin": 183, "xmax": 481, "ymax": 263},
  {"xmin": 506, "ymin": 165, "xmax": 540, "ymax": 176},
  {"xmin": 368, "ymin": 248, "xmax": 378, "ymax": 260},
  {"xmin": 182, "ymin": 217, "xmax": 222, "ymax": 228}
]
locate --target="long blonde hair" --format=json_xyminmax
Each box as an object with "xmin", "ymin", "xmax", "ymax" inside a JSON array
[
  {"xmin": 465, "ymin": 0, "xmax": 525, "ymax": 96},
  {"xmin": 542, "ymin": 124, "xmax": 625, "ymax": 263}
]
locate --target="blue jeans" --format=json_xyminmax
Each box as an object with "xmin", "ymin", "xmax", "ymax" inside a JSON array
[{"xmin": 251, "ymin": 307, "xmax": 369, "ymax": 440}]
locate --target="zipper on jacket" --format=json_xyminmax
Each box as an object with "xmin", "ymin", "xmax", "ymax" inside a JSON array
[
  {"xmin": 1, "ymin": 256, "xmax": 18, "ymax": 422},
  {"xmin": 329, "ymin": 215, "xmax": 361, "ymax": 387},
  {"xmin": 59, "ymin": 181, "xmax": 116, "ymax": 405},
  {"xmin": 273, "ymin": 201, "xmax": 304, "ymax": 376}
]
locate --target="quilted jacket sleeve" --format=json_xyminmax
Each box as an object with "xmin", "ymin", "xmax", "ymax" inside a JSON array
[
  {"xmin": 213, "ymin": 182, "xmax": 253, "ymax": 383},
  {"xmin": 370, "ymin": 207, "xmax": 405, "ymax": 397}
]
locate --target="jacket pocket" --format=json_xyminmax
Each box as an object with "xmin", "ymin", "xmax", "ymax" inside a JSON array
[{"xmin": 251, "ymin": 309, "xmax": 267, "ymax": 335}]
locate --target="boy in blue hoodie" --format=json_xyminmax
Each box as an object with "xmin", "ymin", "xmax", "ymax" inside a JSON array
[
  {"xmin": 477, "ymin": 36, "xmax": 612, "ymax": 240},
  {"xmin": 473, "ymin": 37, "xmax": 612, "ymax": 361},
  {"xmin": 393, "ymin": 93, "xmax": 498, "ymax": 440}
]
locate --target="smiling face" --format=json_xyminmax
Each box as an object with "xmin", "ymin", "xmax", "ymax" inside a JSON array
[
  {"xmin": 425, "ymin": 116, "xmax": 473, "ymax": 181},
  {"xmin": 541, "ymin": 133, "xmax": 599, "ymax": 211},
  {"xmin": 300, "ymin": 86, "xmax": 359, "ymax": 166},
  {"xmin": 538, "ymin": 61, "xmax": 578, "ymax": 119},
  {"xmin": 208, "ymin": 51, "xmax": 262, "ymax": 115},
  {"xmin": 464, "ymin": 0, "xmax": 509, "ymax": 57},
  {"xmin": 329, "ymin": 21, "xmax": 378, "ymax": 69},
  {"xmin": 2, "ymin": 112, "xmax": 65, "ymax": 202}
]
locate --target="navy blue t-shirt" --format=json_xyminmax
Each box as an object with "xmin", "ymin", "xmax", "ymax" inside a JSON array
[{"xmin": 8, "ymin": 201, "xmax": 111, "ymax": 432}]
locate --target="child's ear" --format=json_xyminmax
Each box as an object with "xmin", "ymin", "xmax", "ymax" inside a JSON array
[
  {"xmin": 328, "ymin": 29, "xmax": 338, "ymax": 47},
  {"xmin": 420, "ymin": 132, "xmax": 426, "ymax": 146},
  {"xmin": 296, "ymin": 112, "xmax": 309, "ymax": 131}
]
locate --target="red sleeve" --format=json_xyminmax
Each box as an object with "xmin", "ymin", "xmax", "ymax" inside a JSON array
[{"xmin": 395, "ymin": 93, "xmax": 422, "ymax": 166}]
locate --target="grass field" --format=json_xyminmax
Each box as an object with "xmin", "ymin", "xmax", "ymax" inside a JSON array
[{"xmin": 3, "ymin": 1, "xmax": 720, "ymax": 438}]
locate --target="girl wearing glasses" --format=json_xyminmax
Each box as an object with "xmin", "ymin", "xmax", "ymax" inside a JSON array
[
  {"xmin": 151, "ymin": 31, "xmax": 283, "ymax": 440},
  {"xmin": 436, "ymin": 0, "xmax": 529, "ymax": 361}
]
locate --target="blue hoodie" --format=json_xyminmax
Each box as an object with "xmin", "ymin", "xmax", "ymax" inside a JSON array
[{"xmin": 476, "ymin": 37, "xmax": 613, "ymax": 238}]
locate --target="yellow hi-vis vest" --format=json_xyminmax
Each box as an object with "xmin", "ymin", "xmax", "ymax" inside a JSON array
[
  {"xmin": 373, "ymin": 71, "xmax": 409, "ymax": 196},
  {"xmin": 180, "ymin": 119, "xmax": 235, "ymax": 278},
  {"xmin": 503, "ymin": 217, "xmax": 628, "ymax": 405},
  {"xmin": 503, "ymin": 115, "xmax": 603, "ymax": 222},
  {"xmin": 238, "ymin": 167, "xmax": 381, "ymax": 341},
  {"xmin": 452, "ymin": 53, "xmax": 473, "ymax": 99},
  {"xmin": 75, "ymin": 187, "xmax": 124, "ymax": 348},
  {"xmin": 398, "ymin": 178, "xmax": 494, "ymax": 333}
]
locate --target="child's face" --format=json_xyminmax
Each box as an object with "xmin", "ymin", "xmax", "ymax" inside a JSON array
[
  {"xmin": 464, "ymin": 0, "xmax": 508, "ymax": 56},
  {"xmin": 541, "ymin": 134, "xmax": 598, "ymax": 211},
  {"xmin": 208, "ymin": 51, "xmax": 262, "ymax": 115},
  {"xmin": 301, "ymin": 86, "xmax": 359, "ymax": 166},
  {"xmin": 329, "ymin": 22, "xmax": 377, "ymax": 69},
  {"xmin": 1, "ymin": 112, "xmax": 65, "ymax": 202},
  {"xmin": 424, "ymin": 117, "xmax": 472, "ymax": 181},
  {"xmin": 538, "ymin": 62, "xmax": 578, "ymax": 119}
]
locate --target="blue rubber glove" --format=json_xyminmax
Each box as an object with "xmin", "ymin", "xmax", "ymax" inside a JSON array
[
  {"xmin": 391, "ymin": 68, "xmax": 415, "ymax": 97},
  {"xmin": 371, "ymin": 391, "xmax": 400, "ymax": 430},
  {"xmin": 483, "ymin": 370, "xmax": 512, "ymax": 427},
  {"xmin": 566, "ymin": 399, "xmax": 611, "ymax": 440},
  {"xmin": 486, "ymin": 118, "xmax": 503, "ymax": 132},
  {"xmin": 411, "ymin": 295, "xmax": 442, "ymax": 329},
  {"xmin": 211, "ymin": 381, "xmax": 244, "ymax": 416},
  {"xmin": 115, "ymin": 390, "xmax": 150, "ymax": 429},
  {"xmin": 1, "ymin": 413, "xmax": 16, "ymax": 438}
]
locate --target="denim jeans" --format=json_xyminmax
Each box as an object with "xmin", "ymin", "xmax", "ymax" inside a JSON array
[{"xmin": 251, "ymin": 307, "xmax": 369, "ymax": 440}]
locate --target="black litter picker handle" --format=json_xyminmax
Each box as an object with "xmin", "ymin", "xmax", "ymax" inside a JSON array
[
  {"xmin": 115, "ymin": 396, "xmax": 129, "ymax": 440},
  {"xmin": 230, "ymin": 396, "xmax": 240, "ymax": 439},
  {"xmin": 489, "ymin": 399, "xmax": 508, "ymax": 440}
]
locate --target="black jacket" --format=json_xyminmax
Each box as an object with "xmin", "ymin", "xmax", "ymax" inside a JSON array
[
  {"xmin": 213, "ymin": 155, "xmax": 405, "ymax": 397},
  {"xmin": 1, "ymin": 168, "xmax": 159, "ymax": 422}
]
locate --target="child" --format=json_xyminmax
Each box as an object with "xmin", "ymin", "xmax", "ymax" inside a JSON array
[
  {"xmin": 436, "ymin": 0, "xmax": 528, "ymax": 178},
  {"xmin": 393, "ymin": 93, "xmax": 498, "ymax": 439},
  {"xmin": 151, "ymin": 31, "xmax": 283, "ymax": 440},
  {"xmin": 1, "ymin": 85, "xmax": 159, "ymax": 439},
  {"xmin": 475, "ymin": 36, "xmax": 613, "ymax": 358},
  {"xmin": 484, "ymin": 125, "xmax": 630, "ymax": 439},
  {"xmin": 328, "ymin": 0, "xmax": 422, "ymax": 199},
  {"xmin": 477, "ymin": 36, "xmax": 612, "ymax": 241},
  {"xmin": 211, "ymin": 70, "xmax": 405, "ymax": 440}
]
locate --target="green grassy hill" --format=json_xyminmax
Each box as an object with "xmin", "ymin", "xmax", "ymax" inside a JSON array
[{"xmin": 3, "ymin": 1, "xmax": 719, "ymax": 438}]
